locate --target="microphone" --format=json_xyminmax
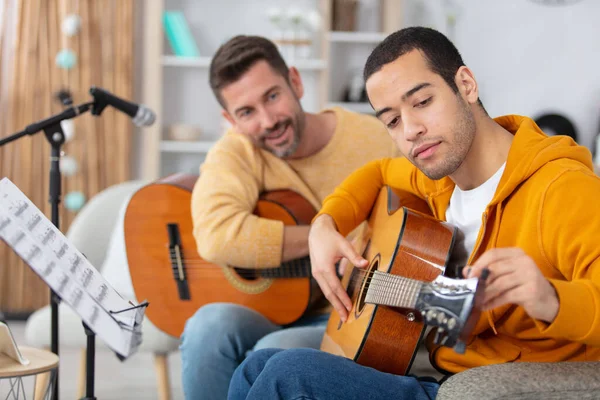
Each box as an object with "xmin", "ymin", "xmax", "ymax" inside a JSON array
[{"xmin": 89, "ymin": 86, "xmax": 156, "ymax": 127}]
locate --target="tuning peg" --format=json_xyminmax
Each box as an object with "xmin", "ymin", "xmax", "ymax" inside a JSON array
[
  {"xmin": 433, "ymin": 327, "xmax": 447, "ymax": 345},
  {"xmin": 426, "ymin": 309, "xmax": 437, "ymax": 322},
  {"xmin": 447, "ymin": 317, "xmax": 457, "ymax": 330},
  {"xmin": 437, "ymin": 311, "xmax": 446, "ymax": 325}
]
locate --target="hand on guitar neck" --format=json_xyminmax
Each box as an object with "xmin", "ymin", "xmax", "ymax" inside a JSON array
[
  {"xmin": 125, "ymin": 177, "xmax": 321, "ymax": 337},
  {"xmin": 309, "ymin": 214, "xmax": 369, "ymax": 322},
  {"xmin": 313, "ymin": 188, "xmax": 490, "ymax": 374}
]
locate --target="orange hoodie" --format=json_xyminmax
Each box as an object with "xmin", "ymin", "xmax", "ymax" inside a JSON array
[{"xmin": 318, "ymin": 115, "xmax": 600, "ymax": 374}]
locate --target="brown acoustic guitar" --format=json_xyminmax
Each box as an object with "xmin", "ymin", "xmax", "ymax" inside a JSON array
[
  {"xmin": 124, "ymin": 173, "xmax": 318, "ymax": 338},
  {"xmin": 320, "ymin": 186, "xmax": 487, "ymax": 375}
]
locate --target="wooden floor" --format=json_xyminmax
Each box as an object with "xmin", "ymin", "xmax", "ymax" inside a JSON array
[
  {"xmin": 3, "ymin": 321, "xmax": 184, "ymax": 400},
  {"xmin": 3, "ymin": 320, "xmax": 442, "ymax": 399}
]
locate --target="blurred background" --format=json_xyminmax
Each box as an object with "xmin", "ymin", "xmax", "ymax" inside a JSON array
[{"xmin": 0, "ymin": 0, "xmax": 599, "ymax": 398}]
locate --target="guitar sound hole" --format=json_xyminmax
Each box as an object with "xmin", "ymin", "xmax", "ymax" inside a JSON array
[
  {"xmin": 356, "ymin": 258, "xmax": 378, "ymax": 316},
  {"xmin": 233, "ymin": 268, "xmax": 259, "ymax": 281}
]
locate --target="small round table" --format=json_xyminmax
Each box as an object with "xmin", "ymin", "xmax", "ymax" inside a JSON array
[{"xmin": 0, "ymin": 347, "xmax": 58, "ymax": 400}]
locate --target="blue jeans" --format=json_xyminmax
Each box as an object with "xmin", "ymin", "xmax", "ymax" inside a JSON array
[
  {"xmin": 229, "ymin": 348, "xmax": 440, "ymax": 400},
  {"xmin": 180, "ymin": 303, "xmax": 329, "ymax": 400}
]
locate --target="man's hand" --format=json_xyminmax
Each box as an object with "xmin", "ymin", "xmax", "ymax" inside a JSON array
[
  {"xmin": 309, "ymin": 215, "xmax": 368, "ymax": 322},
  {"xmin": 466, "ymin": 248, "xmax": 559, "ymax": 323}
]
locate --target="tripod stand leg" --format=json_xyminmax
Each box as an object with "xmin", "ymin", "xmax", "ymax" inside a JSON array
[
  {"xmin": 48, "ymin": 126, "xmax": 64, "ymax": 400},
  {"xmin": 80, "ymin": 322, "xmax": 97, "ymax": 400},
  {"xmin": 50, "ymin": 291, "xmax": 60, "ymax": 400}
]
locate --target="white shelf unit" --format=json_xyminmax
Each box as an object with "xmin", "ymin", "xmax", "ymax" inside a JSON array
[
  {"xmin": 162, "ymin": 55, "xmax": 327, "ymax": 71},
  {"xmin": 159, "ymin": 140, "xmax": 218, "ymax": 153},
  {"xmin": 161, "ymin": 56, "xmax": 212, "ymax": 67},
  {"xmin": 326, "ymin": 101, "xmax": 373, "ymax": 114},
  {"xmin": 328, "ymin": 31, "xmax": 387, "ymax": 44},
  {"xmin": 140, "ymin": 0, "xmax": 403, "ymax": 180},
  {"xmin": 326, "ymin": 1, "xmax": 402, "ymax": 115}
]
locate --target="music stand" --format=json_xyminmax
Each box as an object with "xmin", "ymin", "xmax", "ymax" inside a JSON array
[
  {"xmin": 0, "ymin": 177, "xmax": 148, "ymax": 400},
  {"xmin": 0, "ymin": 93, "xmax": 147, "ymax": 400},
  {"xmin": 0, "ymin": 99, "xmax": 94, "ymax": 399}
]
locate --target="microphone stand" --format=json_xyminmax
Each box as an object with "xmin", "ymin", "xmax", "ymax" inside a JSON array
[
  {"xmin": 1, "ymin": 86, "xmax": 146, "ymax": 399},
  {"xmin": 0, "ymin": 100, "xmax": 94, "ymax": 400}
]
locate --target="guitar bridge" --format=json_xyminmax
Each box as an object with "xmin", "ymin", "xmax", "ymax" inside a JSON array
[{"xmin": 167, "ymin": 223, "xmax": 191, "ymax": 300}]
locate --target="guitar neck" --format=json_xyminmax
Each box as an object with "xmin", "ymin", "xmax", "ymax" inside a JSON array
[
  {"xmin": 364, "ymin": 270, "xmax": 424, "ymax": 309},
  {"xmin": 257, "ymin": 256, "xmax": 311, "ymax": 278}
]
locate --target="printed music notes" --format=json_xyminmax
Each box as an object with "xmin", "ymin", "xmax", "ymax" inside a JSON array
[{"xmin": 0, "ymin": 178, "xmax": 146, "ymax": 358}]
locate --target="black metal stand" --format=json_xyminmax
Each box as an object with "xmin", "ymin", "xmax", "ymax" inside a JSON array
[
  {"xmin": 80, "ymin": 322, "xmax": 97, "ymax": 400},
  {"xmin": 0, "ymin": 86, "xmax": 147, "ymax": 400},
  {"xmin": 46, "ymin": 120, "xmax": 66, "ymax": 400},
  {"xmin": 0, "ymin": 100, "xmax": 94, "ymax": 400}
]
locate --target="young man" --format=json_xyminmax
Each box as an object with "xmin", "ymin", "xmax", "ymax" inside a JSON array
[
  {"xmin": 180, "ymin": 35, "xmax": 398, "ymax": 399},
  {"xmin": 228, "ymin": 27, "xmax": 600, "ymax": 399}
]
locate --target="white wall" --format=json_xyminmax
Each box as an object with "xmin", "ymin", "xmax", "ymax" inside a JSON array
[
  {"xmin": 404, "ymin": 0, "xmax": 600, "ymax": 150},
  {"xmin": 132, "ymin": 0, "xmax": 323, "ymax": 179},
  {"xmin": 132, "ymin": 0, "xmax": 600, "ymax": 178}
]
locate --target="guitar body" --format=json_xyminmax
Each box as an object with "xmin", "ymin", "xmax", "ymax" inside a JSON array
[
  {"xmin": 124, "ymin": 173, "xmax": 316, "ymax": 337},
  {"xmin": 320, "ymin": 186, "xmax": 456, "ymax": 375}
]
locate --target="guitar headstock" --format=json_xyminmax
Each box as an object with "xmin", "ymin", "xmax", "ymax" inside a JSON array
[{"xmin": 415, "ymin": 272, "xmax": 488, "ymax": 354}]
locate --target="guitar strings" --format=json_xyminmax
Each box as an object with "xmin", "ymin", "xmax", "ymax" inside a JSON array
[
  {"xmin": 344, "ymin": 270, "xmax": 423, "ymax": 306},
  {"xmin": 157, "ymin": 251, "xmax": 426, "ymax": 300},
  {"xmin": 363, "ymin": 273, "xmax": 422, "ymax": 306},
  {"xmin": 160, "ymin": 265, "xmax": 311, "ymax": 279},
  {"xmin": 131, "ymin": 270, "xmax": 421, "ymax": 309},
  {"xmin": 129, "ymin": 274, "xmax": 418, "ymax": 299}
]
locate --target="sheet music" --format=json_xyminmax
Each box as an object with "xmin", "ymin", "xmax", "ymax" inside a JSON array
[{"xmin": 0, "ymin": 178, "xmax": 145, "ymax": 358}]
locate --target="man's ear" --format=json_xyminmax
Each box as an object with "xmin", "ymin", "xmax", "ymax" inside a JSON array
[
  {"xmin": 455, "ymin": 66, "xmax": 479, "ymax": 105},
  {"xmin": 222, "ymin": 109, "xmax": 235, "ymax": 128},
  {"xmin": 288, "ymin": 67, "xmax": 304, "ymax": 99}
]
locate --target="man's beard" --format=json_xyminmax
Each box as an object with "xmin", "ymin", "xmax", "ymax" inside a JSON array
[
  {"xmin": 259, "ymin": 113, "xmax": 305, "ymax": 158},
  {"xmin": 412, "ymin": 99, "xmax": 476, "ymax": 180}
]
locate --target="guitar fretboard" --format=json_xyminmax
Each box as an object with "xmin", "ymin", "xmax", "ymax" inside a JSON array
[
  {"xmin": 255, "ymin": 256, "xmax": 311, "ymax": 278},
  {"xmin": 364, "ymin": 271, "xmax": 424, "ymax": 309}
]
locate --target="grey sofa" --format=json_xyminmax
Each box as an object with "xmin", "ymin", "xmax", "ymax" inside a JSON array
[{"xmin": 437, "ymin": 362, "xmax": 600, "ymax": 399}]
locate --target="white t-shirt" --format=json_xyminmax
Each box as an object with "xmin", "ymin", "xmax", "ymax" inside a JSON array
[{"xmin": 445, "ymin": 163, "xmax": 506, "ymax": 267}]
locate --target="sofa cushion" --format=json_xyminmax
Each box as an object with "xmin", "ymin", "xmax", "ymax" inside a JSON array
[{"xmin": 436, "ymin": 361, "xmax": 600, "ymax": 400}]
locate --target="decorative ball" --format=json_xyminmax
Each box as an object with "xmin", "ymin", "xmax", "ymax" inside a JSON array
[
  {"xmin": 55, "ymin": 49, "xmax": 77, "ymax": 69},
  {"xmin": 61, "ymin": 14, "xmax": 81, "ymax": 36},
  {"xmin": 60, "ymin": 119, "xmax": 75, "ymax": 142},
  {"xmin": 60, "ymin": 155, "xmax": 78, "ymax": 176},
  {"xmin": 65, "ymin": 191, "xmax": 86, "ymax": 211}
]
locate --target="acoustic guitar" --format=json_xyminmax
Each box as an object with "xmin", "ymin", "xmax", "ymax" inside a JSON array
[
  {"xmin": 124, "ymin": 173, "xmax": 318, "ymax": 337},
  {"xmin": 320, "ymin": 186, "xmax": 486, "ymax": 375}
]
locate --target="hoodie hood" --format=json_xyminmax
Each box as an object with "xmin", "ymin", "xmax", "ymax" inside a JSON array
[
  {"xmin": 427, "ymin": 116, "xmax": 600, "ymax": 373},
  {"xmin": 419, "ymin": 115, "xmax": 594, "ymax": 221},
  {"xmin": 491, "ymin": 115, "xmax": 594, "ymax": 205}
]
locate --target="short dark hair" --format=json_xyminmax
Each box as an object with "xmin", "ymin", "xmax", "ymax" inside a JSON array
[
  {"xmin": 209, "ymin": 35, "xmax": 289, "ymax": 108},
  {"xmin": 364, "ymin": 27, "xmax": 485, "ymax": 110}
]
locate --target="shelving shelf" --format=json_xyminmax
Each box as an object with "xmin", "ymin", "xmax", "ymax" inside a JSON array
[
  {"xmin": 162, "ymin": 55, "xmax": 326, "ymax": 71},
  {"xmin": 327, "ymin": 101, "xmax": 373, "ymax": 114},
  {"xmin": 159, "ymin": 140, "xmax": 217, "ymax": 153},
  {"xmin": 328, "ymin": 31, "xmax": 387, "ymax": 44},
  {"xmin": 141, "ymin": 0, "xmax": 403, "ymax": 180},
  {"xmin": 162, "ymin": 55, "xmax": 212, "ymax": 67}
]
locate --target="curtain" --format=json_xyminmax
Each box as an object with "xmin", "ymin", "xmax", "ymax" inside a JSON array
[{"xmin": 0, "ymin": 0, "xmax": 134, "ymax": 313}]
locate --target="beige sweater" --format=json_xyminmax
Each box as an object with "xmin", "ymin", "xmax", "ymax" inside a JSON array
[{"xmin": 191, "ymin": 107, "xmax": 398, "ymax": 268}]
